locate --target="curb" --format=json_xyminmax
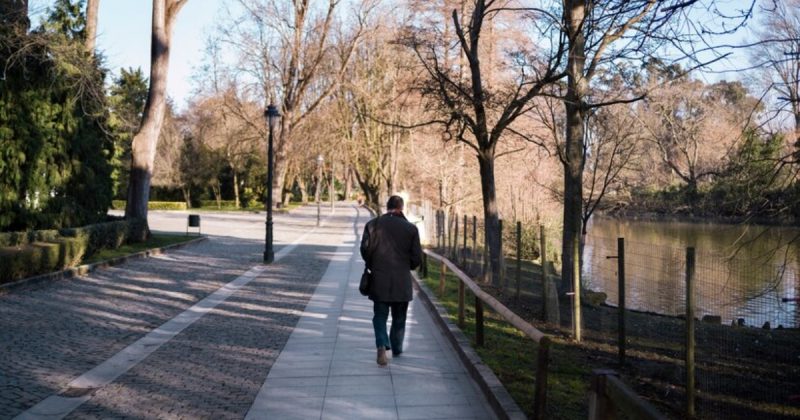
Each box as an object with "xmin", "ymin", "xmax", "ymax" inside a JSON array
[
  {"xmin": 0, "ymin": 235, "xmax": 208, "ymax": 295},
  {"xmin": 412, "ymin": 272, "xmax": 527, "ymax": 420}
]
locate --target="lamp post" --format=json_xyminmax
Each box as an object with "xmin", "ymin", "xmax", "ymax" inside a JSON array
[
  {"xmin": 316, "ymin": 154, "xmax": 324, "ymax": 226},
  {"xmin": 263, "ymin": 104, "xmax": 280, "ymax": 264}
]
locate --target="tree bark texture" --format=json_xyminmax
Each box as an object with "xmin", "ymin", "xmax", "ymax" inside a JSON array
[
  {"xmin": 271, "ymin": 113, "xmax": 290, "ymax": 208},
  {"xmin": 297, "ymin": 174, "xmax": 308, "ymax": 203},
  {"xmin": 794, "ymin": 107, "xmax": 800, "ymax": 154},
  {"xmin": 344, "ymin": 165, "xmax": 352, "ymax": 200},
  {"xmin": 478, "ymin": 155, "xmax": 502, "ymax": 286},
  {"xmin": 561, "ymin": 0, "xmax": 588, "ymax": 294},
  {"xmin": 84, "ymin": 0, "xmax": 99, "ymax": 53},
  {"xmin": 354, "ymin": 168, "xmax": 380, "ymax": 213},
  {"xmin": 125, "ymin": 0, "xmax": 187, "ymax": 240},
  {"xmin": 232, "ymin": 170, "xmax": 240, "ymax": 208}
]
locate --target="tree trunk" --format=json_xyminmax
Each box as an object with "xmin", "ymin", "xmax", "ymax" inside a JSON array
[
  {"xmin": 271, "ymin": 116, "xmax": 290, "ymax": 207},
  {"xmin": 125, "ymin": 0, "xmax": 186, "ymax": 241},
  {"xmin": 182, "ymin": 186, "xmax": 191, "ymax": 208},
  {"xmin": 314, "ymin": 175, "xmax": 321, "ymax": 203},
  {"xmin": 388, "ymin": 130, "xmax": 399, "ymax": 193},
  {"xmin": 344, "ymin": 165, "xmax": 352, "ymax": 200},
  {"xmin": 794, "ymin": 108, "xmax": 800, "ymax": 156},
  {"xmin": 297, "ymin": 174, "xmax": 308, "ymax": 203},
  {"xmin": 85, "ymin": 0, "xmax": 99, "ymax": 53},
  {"xmin": 478, "ymin": 154, "xmax": 502, "ymax": 287},
  {"xmin": 232, "ymin": 170, "xmax": 240, "ymax": 208},
  {"xmin": 562, "ymin": 0, "xmax": 588, "ymax": 342},
  {"xmin": 354, "ymin": 169, "xmax": 380, "ymax": 213},
  {"xmin": 283, "ymin": 178, "xmax": 293, "ymax": 206},
  {"xmin": 212, "ymin": 183, "xmax": 221, "ymax": 208}
]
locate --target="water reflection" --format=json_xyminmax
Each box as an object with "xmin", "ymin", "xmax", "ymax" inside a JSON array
[{"xmin": 583, "ymin": 217, "xmax": 800, "ymax": 328}]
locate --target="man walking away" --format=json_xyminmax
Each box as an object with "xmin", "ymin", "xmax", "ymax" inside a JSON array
[{"xmin": 360, "ymin": 195, "xmax": 422, "ymax": 366}]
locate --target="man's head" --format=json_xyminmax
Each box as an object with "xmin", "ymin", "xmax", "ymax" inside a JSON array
[{"xmin": 386, "ymin": 195, "xmax": 404, "ymax": 212}]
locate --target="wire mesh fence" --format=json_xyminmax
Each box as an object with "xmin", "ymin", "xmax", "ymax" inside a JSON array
[{"xmin": 412, "ymin": 203, "xmax": 800, "ymax": 419}]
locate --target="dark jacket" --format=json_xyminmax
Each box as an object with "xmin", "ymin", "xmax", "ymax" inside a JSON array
[{"xmin": 360, "ymin": 211, "xmax": 422, "ymax": 302}]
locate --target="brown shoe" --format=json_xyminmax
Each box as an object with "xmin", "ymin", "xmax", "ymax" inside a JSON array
[{"xmin": 377, "ymin": 348, "xmax": 388, "ymax": 366}]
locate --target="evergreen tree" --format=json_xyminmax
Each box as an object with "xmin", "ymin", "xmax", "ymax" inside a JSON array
[
  {"xmin": 0, "ymin": 0, "xmax": 112, "ymax": 230},
  {"xmin": 108, "ymin": 67, "xmax": 148, "ymax": 198}
]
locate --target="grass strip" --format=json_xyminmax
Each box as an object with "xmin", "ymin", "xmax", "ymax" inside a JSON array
[
  {"xmin": 83, "ymin": 234, "xmax": 197, "ymax": 265},
  {"xmin": 422, "ymin": 259, "xmax": 591, "ymax": 420}
]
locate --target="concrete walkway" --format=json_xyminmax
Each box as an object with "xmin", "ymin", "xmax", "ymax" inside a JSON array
[{"xmin": 245, "ymin": 207, "xmax": 496, "ymax": 420}]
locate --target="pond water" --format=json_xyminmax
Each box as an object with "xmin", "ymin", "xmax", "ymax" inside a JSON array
[{"xmin": 583, "ymin": 217, "xmax": 800, "ymax": 328}]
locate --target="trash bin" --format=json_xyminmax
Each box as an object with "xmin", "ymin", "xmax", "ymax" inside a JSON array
[{"xmin": 187, "ymin": 214, "xmax": 201, "ymax": 235}]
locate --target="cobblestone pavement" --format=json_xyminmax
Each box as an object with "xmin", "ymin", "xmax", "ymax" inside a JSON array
[{"xmin": 1, "ymin": 204, "xmax": 357, "ymax": 419}]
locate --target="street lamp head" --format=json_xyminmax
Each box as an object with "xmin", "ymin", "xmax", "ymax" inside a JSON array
[{"xmin": 265, "ymin": 104, "xmax": 280, "ymax": 131}]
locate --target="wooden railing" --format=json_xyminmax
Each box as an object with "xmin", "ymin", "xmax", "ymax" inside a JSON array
[
  {"xmin": 422, "ymin": 249, "xmax": 667, "ymax": 420},
  {"xmin": 421, "ymin": 249, "xmax": 551, "ymax": 420},
  {"xmin": 588, "ymin": 369, "xmax": 667, "ymax": 420}
]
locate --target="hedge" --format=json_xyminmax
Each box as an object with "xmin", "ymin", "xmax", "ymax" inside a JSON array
[
  {"xmin": 0, "ymin": 229, "xmax": 61, "ymax": 247},
  {"xmin": 0, "ymin": 218, "xmax": 145, "ymax": 284},
  {"xmin": 111, "ymin": 200, "xmax": 187, "ymax": 211},
  {"xmin": 199, "ymin": 200, "xmax": 238, "ymax": 208}
]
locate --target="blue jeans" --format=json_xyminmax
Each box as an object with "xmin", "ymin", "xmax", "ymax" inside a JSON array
[{"xmin": 372, "ymin": 301, "xmax": 408, "ymax": 355}]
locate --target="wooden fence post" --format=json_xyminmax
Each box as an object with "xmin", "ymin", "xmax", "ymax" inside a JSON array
[
  {"xmin": 686, "ymin": 247, "xmax": 696, "ymax": 418},
  {"xmin": 447, "ymin": 212, "xmax": 452, "ymax": 257},
  {"xmin": 541, "ymin": 225, "xmax": 549, "ymax": 321},
  {"xmin": 458, "ymin": 280, "xmax": 465, "ymax": 328},
  {"xmin": 533, "ymin": 336, "xmax": 551, "ymax": 420},
  {"xmin": 618, "ymin": 237, "xmax": 626, "ymax": 366},
  {"xmin": 436, "ymin": 210, "xmax": 442, "ymax": 250},
  {"xmin": 463, "ymin": 214, "xmax": 468, "ymax": 267},
  {"xmin": 440, "ymin": 260, "xmax": 447, "ymax": 297},
  {"xmin": 572, "ymin": 237, "xmax": 582, "ymax": 342},
  {"xmin": 475, "ymin": 296, "xmax": 484, "ymax": 347},
  {"xmin": 499, "ymin": 218, "xmax": 505, "ymax": 288},
  {"xmin": 454, "ymin": 214, "xmax": 459, "ymax": 260},
  {"xmin": 472, "ymin": 215, "xmax": 477, "ymax": 273},
  {"xmin": 421, "ymin": 252, "xmax": 428, "ymax": 279},
  {"xmin": 516, "ymin": 221, "xmax": 522, "ymax": 300},
  {"xmin": 588, "ymin": 369, "xmax": 617, "ymax": 420}
]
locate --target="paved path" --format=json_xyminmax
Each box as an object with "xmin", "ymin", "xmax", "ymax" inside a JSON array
[
  {"xmin": 1, "ymin": 203, "xmax": 495, "ymax": 419},
  {"xmin": 245, "ymin": 208, "xmax": 496, "ymax": 420}
]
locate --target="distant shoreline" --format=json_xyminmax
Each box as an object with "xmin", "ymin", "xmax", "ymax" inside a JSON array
[{"xmin": 600, "ymin": 209, "xmax": 799, "ymax": 228}]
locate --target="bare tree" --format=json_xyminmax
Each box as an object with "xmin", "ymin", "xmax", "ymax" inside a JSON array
[
  {"xmin": 751, "ymin": 0, "xmax": 800, "ymax": 161},
  {"xmin": 151, "ymin": 102, "xmax": 184, "ymax": 192},
  {"xmin": 125, "ymin": 0, "xmax": 188, "ymax": 240},
  {"xmin": 220, "ymin": 0, "xmax": 371, "ymax": 207},
  {"xmin": 582, "ymin": 107, "xmax": 641, "ymax": 232},
  {"xmin": 638, "ymin": 77, "xmax": 754, "ymax": 199},
  {"xmin": 403, "ymin": 0, "xmax": 566, "ymax": 286},
  {"xmin": 558, "ymin": 0, "xmax": 754, "ymax": 340}
]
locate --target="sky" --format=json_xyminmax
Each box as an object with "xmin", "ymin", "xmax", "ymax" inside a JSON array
[
  {"xmin": 27, "ymin": 1, "xmax": 756, "ymax": 111},
  {"xmin": 30, "ymin": 0, "xmax": 221, "ymax": 110}
]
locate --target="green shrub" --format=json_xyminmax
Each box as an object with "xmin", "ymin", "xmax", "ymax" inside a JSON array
[
  {"xmin": 0, "ymin": 218, "xmax": 147, "ymax": 284},
  {"xmin": 0, "ymin": 229, "xmax": 61, "ymax": 247},
  {"xmin": 60, "ymin": 219, "xmax": 132, "ymax": 255},
  {"xmin": 0, "ymin": 242, "xmax": 61, "ymax": 283},
  {"xmin": 52, "ymin": 237, "xmax": 87, "ymax": 267},
  {"xmin": 110, "ymin": 201, "xmax": 187, "ymax": 211},
  {"xmin": 148, "ymin": 201, "xmax": 187, "ymax": 210},
  {"xmin": 198, "ymin": 200, "xmax": 238, "ymax": 208}
]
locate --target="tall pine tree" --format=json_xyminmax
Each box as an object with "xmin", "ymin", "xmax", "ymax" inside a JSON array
[{"xmin": 0, "ymin": 0, "xmax": 113, "ymax": 230}]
